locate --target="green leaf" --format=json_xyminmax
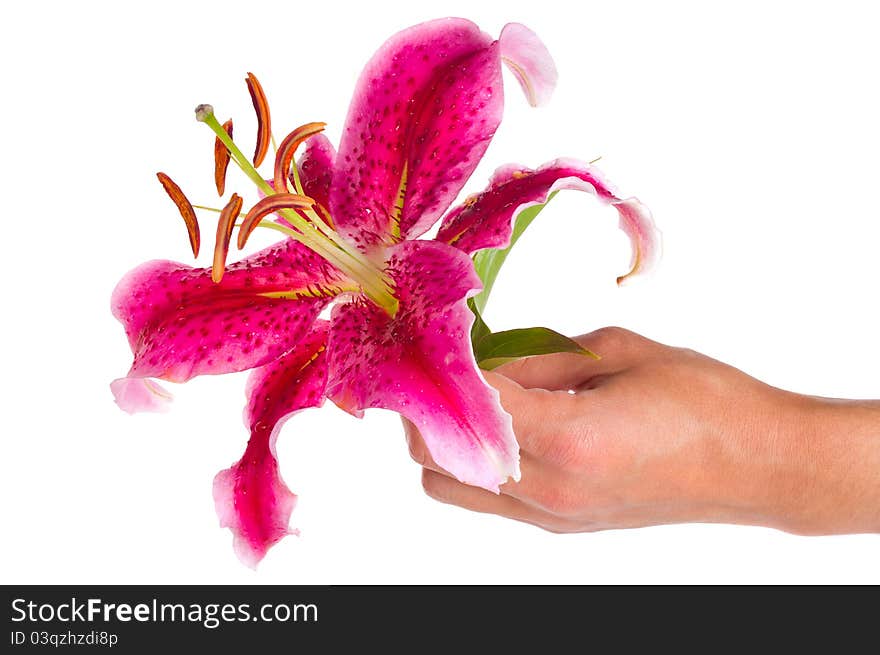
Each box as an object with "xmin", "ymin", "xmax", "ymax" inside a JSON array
[
  {"xmin": 474, "ymin": 326, "xmax": 600, "ymax": 370},
  {"xmin": 471, "ymin": 192, "xmax": 558, "ymax": 315},
  {"xmin": 468, "ymin": 297, "xmax": 491, "ymax": 351}
]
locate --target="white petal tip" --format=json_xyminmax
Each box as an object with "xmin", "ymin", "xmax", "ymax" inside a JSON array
[
  {"xmin": 232, "ymin": 538, "xmax": 263, "ymax": 571},
  {"xmin": 110, "ymin": 377, "xmax": 173, "ymax": 414},
  {"xmin": 500, "ymin": 23, "xmax": 558, "ymax": 107}
]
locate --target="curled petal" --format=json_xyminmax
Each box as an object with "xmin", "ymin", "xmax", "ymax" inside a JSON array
[
  {"xmin": 327, "ymin": 240, "xmax": 519, "ymax": 492},
  {"xmin": 499, "ymin": 23, "xmax": 557, "ymax": 107},
  {"xmin": 156, "ymin": 172, "xmax": 199, "ymax": 258},
  {"xmin": 611, "ymin": 197, "xmax": 660, "ymax": 285},
  {"xmin": 214, "ymin": 322, "xmax": 329, "ymax": 568},
  {"xmin": 212, "ymin": 193, "xmax": 243, "ymax": 283},
  {"xmin": 110, "ymin": 377, "xmax": 173, "ymax": 414},
  {"xmin": 330, "ymin": 18, "xmax": 504, "ymax": 249},
  {"xmin": 273, "ymin": 122, "xmax": 326, "ymax": 196},
  {"xmin": 246, "ymin": 72, "xmax": 271, "ymax": 167},
  {"xmin": 111, "ymin": 239, "xmax": 347, "ymax": 386},
  {"xmin": 238, "ymin": 193, "xmax": 315, "ymax": 249},
  {"xmin": 436, "ymin": 158, "xmax": 661, "ymax": 284},
  {"xmin": 213, "ymin": 119, "xmax": 233, "ymax": 196}
]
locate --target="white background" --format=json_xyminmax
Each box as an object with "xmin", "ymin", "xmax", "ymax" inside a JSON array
[{"xmin": 1, "ymin": 0, "xmax": 878, "ymax": 584}]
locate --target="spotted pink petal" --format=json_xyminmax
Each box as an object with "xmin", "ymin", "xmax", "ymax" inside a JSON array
[
  {"xmin": 213, "ymin": 322, "xmax": 329, "ymax": 568},
  {"xmin": 296, "ymin": 133, "xmax": 336, "ymax": 212},
  {"xmin": 330, "ymin": 18, "xmax": 505, "ymax": 250},
  {"xmin": 499, "ymin": 23, "xmax": 558, "ymax": 107},
  {"xmin": 326, "ymin": 240, "xmax": 519, "ymax": 492},
  {"xmin": 436, "ymin": 158, "xmax": 661, "ymax": 284},
  {"xmin": 111, "ymin": 239, "xmax": 346, "ymax": 401}
]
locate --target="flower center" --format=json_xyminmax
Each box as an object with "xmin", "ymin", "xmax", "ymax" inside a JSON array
[{"xmin": 194, "ymin": 104, "xmax": 399, "ymax": 316}]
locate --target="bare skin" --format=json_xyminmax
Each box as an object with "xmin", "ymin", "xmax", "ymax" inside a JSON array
[{"xmin": 404, "ymin": 327, "xmax": 880, "ymax": 536}]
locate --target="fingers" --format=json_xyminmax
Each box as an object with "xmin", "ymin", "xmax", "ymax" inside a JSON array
[
  {"xmin": 494, "ymin": 326, "xmax": 647, "ymax": 391},
  {"xmin": 420, "ymin": 469, "xmax": 579, "ymax": 533},
  {"xmin": 403, "ymin": 381, "xmax": 549, "ymax": 470},
  {"xmin": 404, "ymin": 373, "xmax": 596, "ymax": 471},
  {"xmin": 405, "ymin": 415, "xmax": 589, "ymax": 516}
]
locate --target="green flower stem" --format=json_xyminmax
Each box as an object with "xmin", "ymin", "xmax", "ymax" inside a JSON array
[{"xmin": 471, "ymin": 196, "xmax": 555, "ymax": 314}]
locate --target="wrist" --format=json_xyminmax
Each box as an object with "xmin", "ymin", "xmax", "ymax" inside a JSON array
[{"xmin": 758, "ymin": 393, "xmax": 880, "ymax": 535}]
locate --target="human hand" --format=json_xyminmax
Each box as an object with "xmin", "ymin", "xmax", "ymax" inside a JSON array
[{"xmin": 404, "ymin": 327, "xmax": 880, "ymax": 535}]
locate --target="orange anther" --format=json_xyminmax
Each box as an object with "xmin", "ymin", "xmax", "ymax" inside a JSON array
[
  {"xmin": 238, "ymin": 193, "xmax": 315, "ymax": 249},
  {"xmin": 156, "ymin": 172, "xmax": 200, "ymax": 258},
  {"xmin": 273, "ymin": 122, "xmax": 326, "ymax": 195},
  {"xmin": 212, "ymin": 194, "xmax": 244, "ymax": 283},
  {"xmin": 246, "ymin": 72, "xmax": 271, "ymax": 168},
  {"xmin": 214, "ymin": 119, "xmax": 234, "ymax": 196}
]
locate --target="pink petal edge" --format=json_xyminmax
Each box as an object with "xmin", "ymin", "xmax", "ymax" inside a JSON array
[{"xmin": 436, "ymin": 157, "xmax": 661, "ymax": 284}]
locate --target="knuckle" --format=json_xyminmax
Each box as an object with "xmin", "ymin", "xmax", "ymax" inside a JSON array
[
  {"xmin": 589, "ymin": 325, "xmax": 631, "ymax": 346},
  {"xmin": 582, "ymin": 325, "xmax": 647, "ymax": 358}
]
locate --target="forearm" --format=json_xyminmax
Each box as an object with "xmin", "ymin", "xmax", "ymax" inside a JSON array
[{"xmin": 766, "ymin": 395, "xmax": 880, "ymax": 535}]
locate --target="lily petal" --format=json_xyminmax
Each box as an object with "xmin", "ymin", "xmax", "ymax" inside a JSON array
[
  {"xmin": 499, "ymin": 23, "xmax": 557, "ymax": 107},
  {"xmin": 326, "ymin": 240, "xmax": 519, "ymax": 492},
  {"xmin": 111, "ymin": 240, "xmax": 347, "ymax": 388},
  {"xmin": 436, "ymin": 158, "xmax": 661, "ymax": 283},
  {"xmin": 330, "ymin": 18, "xmax": 504, "ymax": 249},
  {"xmin": 213, "ymin": 321, "xmax": 329, "ymax": 568}
]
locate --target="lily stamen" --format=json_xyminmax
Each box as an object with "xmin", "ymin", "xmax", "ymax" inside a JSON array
[
  {"xmin": 238, "ymin": 193, "xmax": 315, "ymax": 249},
  {"xmin": 212, "ymin": 193, "xmax": 243, "ymax": 283},
  {"xmin": 213, "ymin": 118, "xmax": 234, "ymax": 196},
  {"xmin": 196, "ymin": 103, "xmax": 398, "ymax": 315},
  {"xmin": 156, "ymin": 172, "xmax": 200, "ymax": 258},
  {"xmin": 271, "ymin": 122, "xmax": 344, "ymax": 243},
  {"xmin": 274, "ymin": 122, "xmax": 326, "ymax": 196},
  {"xmin": 245, "ymin": 72, "xmax": 271, "ymax": 167}
]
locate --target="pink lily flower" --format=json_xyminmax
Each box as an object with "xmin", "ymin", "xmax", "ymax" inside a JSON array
[{"xmin": 111, "ymin": 18, "xmax": 658, "ymax": 567}]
